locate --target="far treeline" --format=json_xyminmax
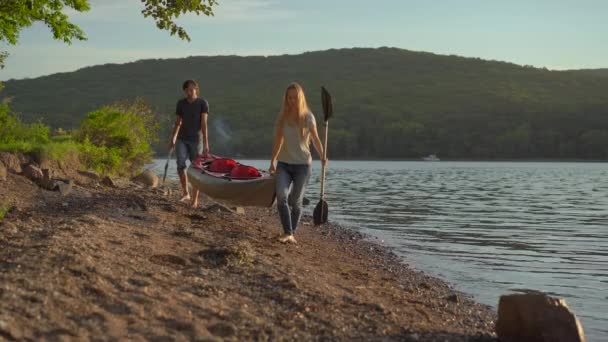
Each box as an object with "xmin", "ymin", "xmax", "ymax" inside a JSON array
[{"xmin": 3, "ymin": 47, "xmax": 608, "ymax": 160}]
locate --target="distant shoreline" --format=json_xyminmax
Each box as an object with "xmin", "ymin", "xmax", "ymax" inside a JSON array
[{"xmin": 152, "ymin": 155, "xmax": 608, "ymax": 163}]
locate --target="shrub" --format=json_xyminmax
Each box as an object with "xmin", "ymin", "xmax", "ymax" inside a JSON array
[
  {"xmin": 0, "ymin": 104, "xmax": 49, "ymax": 147},
  {"xmin": 75, "ymin": 99, "xmax": 159, "ymax": 175},
  {"xmin": 0, "ymin": 99, "xmax": 158, "ymax": 175}
]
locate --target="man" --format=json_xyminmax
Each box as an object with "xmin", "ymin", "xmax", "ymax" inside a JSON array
[{"xmin": 169, "ymin": 79, "xmax": 209, "ymax": 208}]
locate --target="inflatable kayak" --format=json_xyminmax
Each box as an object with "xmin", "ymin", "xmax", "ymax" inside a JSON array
[{"xmin": 187, "ymin": 155, "xmax": 275, "ymax": 207}]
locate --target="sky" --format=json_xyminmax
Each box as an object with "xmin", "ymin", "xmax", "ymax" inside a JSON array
[{"xmin": 1, "ymin": 0, "xmax": 607, "ymax": 80}]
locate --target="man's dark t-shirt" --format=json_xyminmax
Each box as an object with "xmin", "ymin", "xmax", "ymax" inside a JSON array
[{"xmin": 175, "ymin": 98, "xmax": 209, "ymax": 142}]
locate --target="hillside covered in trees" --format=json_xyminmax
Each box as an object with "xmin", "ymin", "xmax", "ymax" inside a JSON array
[{"xmin": 3, "ymin": 47, "xmax": 608, "ymax": 159}]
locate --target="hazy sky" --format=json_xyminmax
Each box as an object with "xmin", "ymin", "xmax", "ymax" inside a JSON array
[{"xmin": 1, "ymin": 0, "xmax": 607, "ymax": 80}]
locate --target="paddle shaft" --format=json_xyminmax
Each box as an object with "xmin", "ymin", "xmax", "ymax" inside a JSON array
[
  {"xmin": 162, "ymin": 148, "xmax": 174, "ymax": 184},
  {"xmin": 320, "ymin": 121, "xmax": 328, "ymax": 199}
]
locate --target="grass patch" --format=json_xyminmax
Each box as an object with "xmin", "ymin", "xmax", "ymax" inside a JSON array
[{"xmin": 0, "ymin": 204, "xmax": 10, "ymax": 221}]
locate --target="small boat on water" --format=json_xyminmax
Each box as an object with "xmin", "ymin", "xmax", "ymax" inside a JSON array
[
  {"xmin": 187, "ymin": 155, "xmax": 275, "ymax": 207},
  {"xmin": 422, "ymin": 154, "xmax": 440, "ymax": 161}
]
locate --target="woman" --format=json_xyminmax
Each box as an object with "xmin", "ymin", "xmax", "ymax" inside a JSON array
[{"xmin": 269, "ymin": 82, "xmax": 326, "ymax": 244}]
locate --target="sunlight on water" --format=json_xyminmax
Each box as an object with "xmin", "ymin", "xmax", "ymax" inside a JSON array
[{"xmin": 149, "ymin": 159, "xmax": 608, "ymax": 340}]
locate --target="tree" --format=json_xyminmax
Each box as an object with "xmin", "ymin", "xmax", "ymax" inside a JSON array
[{"xmin": 0, "ymin": 0, "xmax": 218, "ymax": 69}]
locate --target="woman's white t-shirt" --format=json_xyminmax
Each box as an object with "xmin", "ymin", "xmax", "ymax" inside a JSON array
[{"xmin": 277, "ymin": 112, "xmax": 316, "ymax": 165}]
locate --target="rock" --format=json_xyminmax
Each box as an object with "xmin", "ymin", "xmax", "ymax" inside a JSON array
[
  {"xmin": 233, "ymin": 207, "xmax": 245, "ymax": 215},
  {"xmin": 0, "ymin": 152, "xmax": 22, "ymax": 173},
  {"xmin": 77, "ymin": 170, "xmax": 101, "ymax": 180},
  {"xmin": 202, "ymin": 203, "xmax": 235, "ymax": 213},
  {"xmin": 39, "ymin": 168, "xmax": 56, "ymax": 190},
  {"xmin": 445, "ymin": 294, "xmax": 460, "ymax": 303},
  {"xmin": 207, "ymin": 322, "xmax": 236, "ymax": 338},
  {"xmin": 496, "ymin": 293, "xmax": 586, "ymax": 342},
  {"xmin": 58, "ymin": 180, "xmax": 74, "ymax": 196},
  {"xmin": 132, "ymin": 169, "xmax": 159, "ymax": 188},
  {"xmin": 102, "ymin": 176, "xmax": 116, "ymax": 187},
  {"xmin": 22, "ymin": 164, "xmax": 43, "ymax": 181},
  {"xmin": 0, "ymin": 164, "xmax": 6, "ymax": 181}
]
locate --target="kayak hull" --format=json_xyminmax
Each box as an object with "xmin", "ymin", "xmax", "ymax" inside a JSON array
[{"xmin": 187, "ymin": 166, "xmax": 276, "ymax": 207}]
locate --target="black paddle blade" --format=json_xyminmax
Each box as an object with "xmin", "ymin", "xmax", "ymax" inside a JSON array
[
  {"xmin": 321, "ymin": 86, "xmax": 333, "ymax": 122},
  {"xmin": 162, "ymin": 163, "xmax": 169, "ymax": 184},
  {"xmin": 313, "ymin": 199, "xmax": 328, "ymax": 225}
]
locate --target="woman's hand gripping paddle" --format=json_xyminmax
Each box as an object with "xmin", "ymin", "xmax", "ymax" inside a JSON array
[{"xmin": 313, "ymin": 87, "xmax": 333, "ymax": 226}]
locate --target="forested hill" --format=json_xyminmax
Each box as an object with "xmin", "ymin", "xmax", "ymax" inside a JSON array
[{"xmin": 3, "ymin": 47, "xmax": 608, "ymax": 159}]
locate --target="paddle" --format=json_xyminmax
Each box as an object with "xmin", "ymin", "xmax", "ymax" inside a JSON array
[
  {"xmin": 313, "ymin": 86, "xmax": 333, "ymax": 226},
  {"xmin": 162, "ymin": 148, "xmax": 174, "ymax": 186}
]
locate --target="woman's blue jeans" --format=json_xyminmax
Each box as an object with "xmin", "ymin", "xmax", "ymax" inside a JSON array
[{"xmin": 275, "ymin": 161, "xmax": 311, "ymax": 235}]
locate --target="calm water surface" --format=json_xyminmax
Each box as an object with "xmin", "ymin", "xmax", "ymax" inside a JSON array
[{"xmin": 150, "ymin": 159, "xmax": 608, "ymax": 340}]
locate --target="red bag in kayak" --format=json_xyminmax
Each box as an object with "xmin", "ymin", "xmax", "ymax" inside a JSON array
[
  {"xmin": 209, "ymin": 158, "xmax": 237, "ymax": 173},
  {"xmin": 230, "ymin": 164, "xmax": 262, "ymax": 179},
  {"xmin": 191, "ymin": 154, "xmax": 205, "ymax": 169}
]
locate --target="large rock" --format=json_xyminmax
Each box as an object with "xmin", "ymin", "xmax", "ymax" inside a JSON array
[
  {"xmin": 496, "ymin": 293, "xmax": 586, "ymax": 342},
  {"xmin": 102, "ymin": 176, "xmax": 116, "ymax": 188},
  {"xmin": 132, "ymin": 169, "xmax": 159, "ymax": 188},
  {"xmin": 57, "ymin": 180, "xmax": 74, "ymax": 196},
  {"xmin": 22, "ymin": 164, "xmax": 43, "ymax": 181},
  {"xmin": 0, "ymin": 152, "xmax": 22, "ymax": 173}
]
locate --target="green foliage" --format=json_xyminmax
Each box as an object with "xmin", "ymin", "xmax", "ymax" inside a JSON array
[
  {"xmin": 0, "ymin": 99, "xmax": 158, "ymax": 174},
  {"xmin": 4, "ymin": 48, "xmax": 608, "ymax": 159},
  {"xmin": 0, "ymin": 0, "xmax": 90, "ymax": 68},
  {"xmin": 0, "ymin": 103, "xmax": 50, "ymax": 146},
  {"xmin": 0, "ymin": 0, "xmax": 217, "ymax": 69},
  {"xmin": 141, "ymin": 0, "xmax": 217, "ymax": 41},
  {"xmin": 76, "ymin": 137, "xmax": 122, "ymax": 175},
  {"xmin": 0, "ymin": 204, "xmax": 8, "ymax": 221},
  {"xmin": 75, "ymin": 99, "xmax": 159, "ymax": 174},
  {"xmin": 44, "ymin": 137, "xmax": 79, "ymax": 159}
]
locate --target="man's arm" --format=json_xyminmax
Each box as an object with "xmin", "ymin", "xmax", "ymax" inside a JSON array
[{"xmin": 169, "ymin": 116, "xmax": 182, "ymax": 149}]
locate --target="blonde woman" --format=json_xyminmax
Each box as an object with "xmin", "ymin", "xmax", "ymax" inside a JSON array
[{"xmin": 269, "ymin": 82, "xmax": 326, "ymax": 244}]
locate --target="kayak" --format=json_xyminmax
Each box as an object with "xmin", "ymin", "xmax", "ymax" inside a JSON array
[{"xmin": 187, "ymin": 157, "xmax": 276, "ymax": 207}]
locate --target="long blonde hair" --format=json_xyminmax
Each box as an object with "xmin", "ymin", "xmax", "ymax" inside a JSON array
[{"xmin": 276, "ymin": 82, "xmax": 310, "ymax": 138}]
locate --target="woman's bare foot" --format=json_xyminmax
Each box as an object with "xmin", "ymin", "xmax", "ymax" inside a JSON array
[
  {"xmin": 191, "ymin": 199, "xmax": 198, "ymax": 208},
  {"xmin": 179, "ymin": 194, "xmax": 191, "ymax": 203},
  {"xmin": 279, "ymin": 234, "xmax": 297, "ymax": 244}
]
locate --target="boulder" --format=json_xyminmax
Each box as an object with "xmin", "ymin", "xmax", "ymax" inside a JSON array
[
  {"xmin": 132, "ymin": 169, "xmax": 159, "ymax": 188},
  {"xmin": 496, "ymin": 293, "xmax": 585, "ymax": 342},
  {"xmin": 57, "ymin": 180, "xmax": 74, "ymax": 196},
  {"xmin": 39, "ymin": 169, "xmax": 55, "ymax": 190},
  {"xmin": 22, "ymin": 164, "xmax": 43, "ymax": 182},
  {"xmin": 102, "ymin": 176, "xmax": 116, "ymax": 188}
]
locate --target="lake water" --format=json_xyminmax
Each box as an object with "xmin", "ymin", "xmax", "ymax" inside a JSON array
[{"xmin": 149, "ymin": 159, "xmax": 608, "ymax": 340}]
